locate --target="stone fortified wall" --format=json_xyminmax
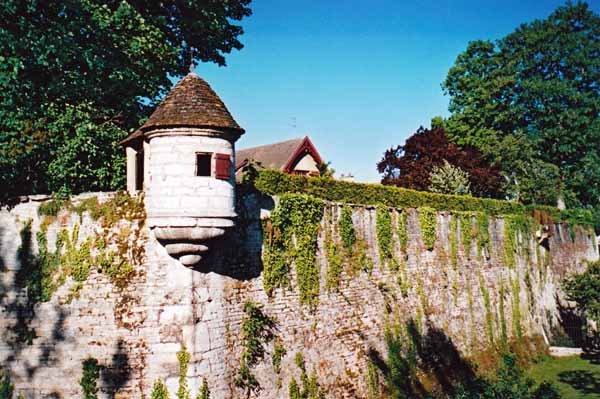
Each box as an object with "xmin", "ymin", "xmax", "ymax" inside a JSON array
[{"xmin": 0, "ymin": 192, "xmax": 597, "ymax": 398}]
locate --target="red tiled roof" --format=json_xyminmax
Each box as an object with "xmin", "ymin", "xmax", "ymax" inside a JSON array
[
  {"xmin": 122, "ymin": 73, "xmax": 243, "ymax": 144},
  {"xmin": 235, "ymin": 136, "xmax": 323, "ymax": 173}
]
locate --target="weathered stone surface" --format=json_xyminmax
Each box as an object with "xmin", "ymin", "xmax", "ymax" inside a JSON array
[{"xmin": 0, "ymin": 193, "xmax": 597, "ymax": 398}]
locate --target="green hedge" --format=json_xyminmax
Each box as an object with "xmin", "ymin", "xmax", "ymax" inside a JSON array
[
  {"xmin": 253, "ymin": 170, "xmax": 596, "ymax": 228},
  {"xmin": 254, "ymin": 170, "xmax": 523, "ymax": 215}
]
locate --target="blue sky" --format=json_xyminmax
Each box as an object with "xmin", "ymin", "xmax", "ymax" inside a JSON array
[{"xmin": 195, "ymin": 0, "xmax": 600, "ymax": 182}]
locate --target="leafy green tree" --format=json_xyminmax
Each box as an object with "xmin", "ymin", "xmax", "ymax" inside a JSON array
[
  {"xmin": 0, "ymin": 0, "xmax": 251, "ymax": 200},
  {"xmin": 443, "ymin": 2, "xmax": 600, "ymax": 209},
  {"xmin": 428, "ymin": 160, "xmax": 472, "ymax": 196},
  {"xmin": 564, "ymin": 260, "xmax": 600, "ymax": 324},
  {"xmin": 493, "ymin": 134, "xmax": 562, "ymax": 205}
]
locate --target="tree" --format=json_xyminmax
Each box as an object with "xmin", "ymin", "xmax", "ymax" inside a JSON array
[
  {"xmin": 563, "ymin": 261, "xmax": 600, "ymax": 359},
  {"xmin": 493, "ymin": 134, "xmax": 562, "ymax": 205},
  {"xmin": 564, "ymin": 261, "xmax": 600, "ymax": 325},
  {"xmin": 443, "ymin": 2, "xmax": 600, "ymax": 209},
  {"xmin": 0, "ymin": 0, "xmax": 252, "ymax": 200},
  {"xmin": 377, "ymin": 127, "xmax": 504, "ymax": 198},
  {"xmin": 429, "ymin": 160, "xmax": 472, "ymax": 196}
]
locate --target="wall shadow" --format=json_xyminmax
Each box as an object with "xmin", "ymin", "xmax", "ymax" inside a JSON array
[
  {"xmin": 101, "ymin": 339, "xmax": 132, "ymax": 397},
  {"xmin": 1, "ymin": 220, "xmax": 68, "ymax": 388},
  {"xmin": 553, "ymin": 294, "xmax": 586, "ymax": 347},
  {"xmin": 368, "ymin": 319, "xmax": 478, "ymax": 398},
  {"xmin": 191, "ymin": 190, "xmax": 273, "ymax": 280}
]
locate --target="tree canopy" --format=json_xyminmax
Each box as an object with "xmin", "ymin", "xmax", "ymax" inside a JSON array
[
  {"xmin": 377, "ymin": 127, "xmax": 504, "ymax": 199},
  {"xmin": 442, "ymin": 2, "xmax": 600, "ymax": 209},
  {"xmin": 0, "ymin": 0, "xmax": 252, "ymax": 199}
]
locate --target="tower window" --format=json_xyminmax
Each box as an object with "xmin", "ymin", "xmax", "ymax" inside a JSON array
[{"xmin": 196, "ymin": 153, "xmax": 212, "ymax": 177}]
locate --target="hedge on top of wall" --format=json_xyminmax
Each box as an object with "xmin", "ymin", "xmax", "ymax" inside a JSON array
[{"xmin": 253, "ymin": 169, "xmax": 595, "ymax": 226}]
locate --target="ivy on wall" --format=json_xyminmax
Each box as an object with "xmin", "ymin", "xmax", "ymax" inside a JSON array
[
  {"xmin": 262, "ymin": 194, "xmax": 324, "ymax": 307},
  {"xmin": 325, "ymin": 208, "xmax": 343, "ymax": 292},
  {"xmin": 80, "ymin": 357, "xmax": 100, "ymax": 399},
  {"xmin": 418, "ymin": 207, "xmax": 437, "ymax": 251},
  {"xmin": 16, "ymin": 192, "xmax": 145, "ymax": 308},
  {"xmin": 376, "ymin": 206, "xmax": 394, "ymax": 268},
  {"xmin": 262, "ymin": 218, "xmax": 290, "ymax": 296},
  {"xmin": 479, "ymin": 272, "xmax": 495, "ymax": 346},
  {"xmin": 340, "ymin": 206, "xmax": 356, "ymax": 253},
  {"xmin": 176, "ymin": 345, "xmax": 192, "ymax": 399},
  {"xmin": 476, "ymin": 212, "xmax": 491, "ymax": 259},
  {"xmin": 459, "ymin": 213, "xmax": 475, "ymax": 259},
  {"xmin": 503, "ymin": 215, "xmax": 533, "ymax": 269},
  {"xmin": 498, "ymin": 280, "xmax": 508, "ymax": 352},
  {"xmin": 272, "ymin": 339, "xmax": 286, "ymax": 374},
  {"xmin": 397, "ymin": 210, "xmax": 408, "ymax": 255},
  {"xmin": 511, "ymin": 275, "xmax": 523, "ymax": 340},
  {"xmin": 450, "ymin": 216, "xmax": 458, "ymax": 270},
  {"xmin": 288, "ymin": 352, "xmax": 324, "ymax": 399},
  {"xmin": 234, "ymin": 301, "xmax": 276, "ymax": 395}
]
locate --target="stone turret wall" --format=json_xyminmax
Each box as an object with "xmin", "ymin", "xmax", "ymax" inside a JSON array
[
  {"xmin": 0, "ymin": 192, "xmax": 597, "ymax": 398},
  {"xmin": 145, "ymin": 128, "xmax": 236, "ymax": 220}
]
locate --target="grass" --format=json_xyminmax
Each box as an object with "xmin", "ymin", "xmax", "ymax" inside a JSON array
[{"xmin": 528, "ymin": 356, "xmax": 600, "ymax": 399}]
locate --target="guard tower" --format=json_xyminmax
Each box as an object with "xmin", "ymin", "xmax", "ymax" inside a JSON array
[{"xmin": 121, "ymin": 71, "xmax": 244, "ymax": 266}]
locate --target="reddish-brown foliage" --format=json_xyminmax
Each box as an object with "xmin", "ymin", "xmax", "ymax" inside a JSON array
[{"xmin": 377, "ymin": 127, "xmax": 504, "ymax": 198}]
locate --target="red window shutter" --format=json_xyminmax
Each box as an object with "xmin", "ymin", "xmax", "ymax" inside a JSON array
[{"xmin": 214, "ymin": 153, "xmax": 231, "ymax": 180}]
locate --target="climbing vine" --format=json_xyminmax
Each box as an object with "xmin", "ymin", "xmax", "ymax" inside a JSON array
[
  {"xmin": 511, "ymin": 275, "xmax": 523, "ymax": 340},
  {"xmin": 80, "ymin": 357, "xmax": 100, "ymax": 399},
  {"xmin": 397, "ymin": 210, "xmax": 408, "ymax": 255},
  {"xmin": 197, "ymin": 378, "xmax": 210, "ymax": 399},
  {"xmin": 325, "ymin": 208, "xmax": 343, "ymax": 292},
  {"xmin": 340, "ymin": 206, "xmax": 356, "ymax": 252},
  {"xmin": 262, "ymin": 194, "xmax": 324, "ymax": 307},
  {"xmin": 289, "ymin": 352, "xmax": 324, "ymax": 399},
  {"xmin": 459, "ymin": 213, "xmax": 475, "ymax": 259},
  {"xmin": 476, "ymin": 212, "xmax": 490, "ymax": 259},
  {"xmin": 177, "ymin": 344, "xmax": 192, "ymax": 399},
  {"xmin": 17, "ymin": 193, "xmax": 144, "ymax": 309},
  {"xmin": 467, "ymin": 279, "xmax": 477, "ymax": 351},
  {"xmin": 272, "ymin": 339, "xmax": 286, "ymax": 374},
  {"xmin": 235, "ymin": 301, "xmax": 276, "ymax": 395},
  {"xmin": 498, "ymin": 280, "xmax": 508, "ymax": 352},
  {"xmin": 478, "ymin": 272, "xmax": 495, "ymax": 346},
  {"xmin": 418, "ymin": 207, "xmax": 437, "ymax": 251},
  {"xmin": 376, "ymin": 206, "xmax": 394, "ymax": 267},
  {"xmin": 366, "ymin": 360, "xmax": 380, "ymax": 399},
  {"xmin": 450, "ymin": 216, "xmax": 458, "ymax": 270},
  {"xmin": 150, "ymin": 379, "xmax": 169, "ymax": 399},
  {"xmin": 262, "ymin": 218, "xmax": 290, "ymax": 296},
  {"xmin": 503, "ymin": 214, "xmax": 533, "ymax": 269}
]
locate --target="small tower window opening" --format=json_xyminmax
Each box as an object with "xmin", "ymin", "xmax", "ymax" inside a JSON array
[
  {"xmin": 135, "ymin": 150, "xmax": 144, "ymax": 190},
  {"xmin": 196, "ymin": 153, "xmax": 212, "ymax": 177}
]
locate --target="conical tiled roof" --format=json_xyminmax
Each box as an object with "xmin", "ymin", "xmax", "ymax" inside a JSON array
[{"xmin": 122, "ymin": 72, "xmax": 244, "ymax": 144}]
